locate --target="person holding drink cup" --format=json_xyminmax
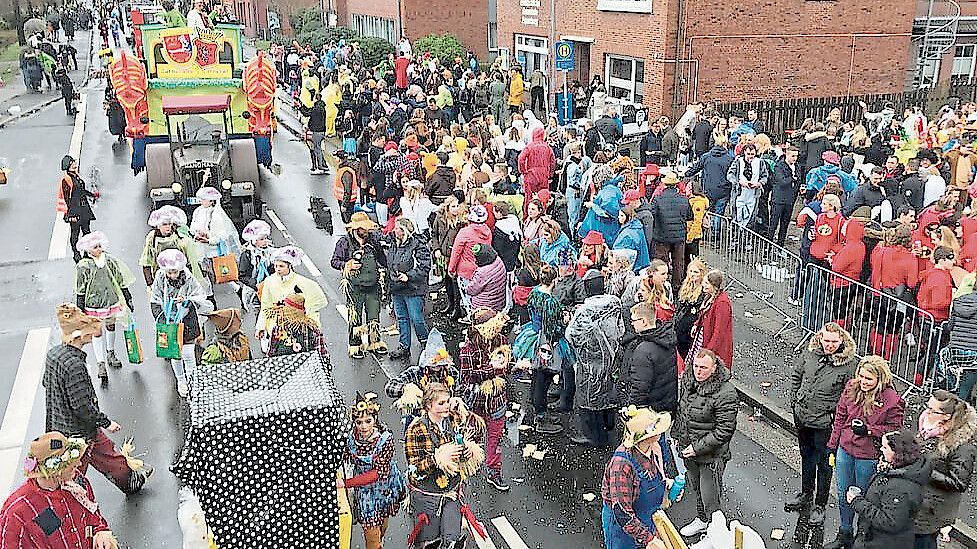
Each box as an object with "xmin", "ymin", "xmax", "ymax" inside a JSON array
[{"xmin": 825, "ymin": 356, "xmax": 905, "ymax": 549}]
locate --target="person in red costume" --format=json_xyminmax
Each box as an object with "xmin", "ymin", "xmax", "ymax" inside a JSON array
[
  {"xmin": 809, "ymin": 194, "xmax": 845, "ymax": 264},
  {"xmin": 827, "ymin": 218, "xmax": 866, "ymax": 330},
  {"xmin": 959, "ymin": 217, "xmax": 977, "ymax": 272},
  {"xmin": 869, "ymin": 225, "xmax": 919, "ymax": 359},
  {"xmin": 911, "ymin": 220, "xmax": 941, "ymax": 273},
  {"xmin": 1, "ymin": 432, "xmax": 117, "ymax": 549},
  {"xmin": 917, "ymin": 246, "xmax": 956, "ymax": 324},
  {"xmin": 517, "ymin": 128, "xmax": 556, "ymax": 218},
  {"xmin": 688, "ymin": 269, "xmax": 733, "ymax": 368}
]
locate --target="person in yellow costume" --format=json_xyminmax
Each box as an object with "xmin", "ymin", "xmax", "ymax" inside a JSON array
[
  {"xmin": 324, "ymin": 76, "xmax": 343, "ymax": 137},
  {"xmin": 255, "ymin": 245, "xmax": 328, "ymax": 345},
  {"xmin": 299, "ymin": 68, "xmax": 320, "ymax": 112}
]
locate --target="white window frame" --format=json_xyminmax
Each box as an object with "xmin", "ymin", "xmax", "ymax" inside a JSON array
[
  {"xmin": 597, "ymin": 0, "xmax": 652, "ymax": 14},
  {"xmin": 953, "ymin": 44, "xmax": 975, "ymax": 79},
  {"xmin": 605, "ymin": 54, "xmax": 645, "ymax": 103},
  {"xmin": 488, "ymin": 22, "xmax": 498, "ymax": 52}
]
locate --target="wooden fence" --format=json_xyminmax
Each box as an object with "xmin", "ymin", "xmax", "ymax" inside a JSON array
[{"xmin": 712, "ymin": 87, "xmax": 961, "ymax": 144}]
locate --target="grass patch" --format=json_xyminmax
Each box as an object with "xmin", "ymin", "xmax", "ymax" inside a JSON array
[{"xmin": 0, "ymin": 30, "xmax": 19, "ymax": 63}]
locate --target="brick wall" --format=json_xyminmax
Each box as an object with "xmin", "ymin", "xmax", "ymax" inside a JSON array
[
  {"xmin": 401, "ymin": 0, "xmax": 490, "ymax": 58},
  {"xmin": 497, "ymin": 0, "xmax": 916, "ymax": 116},
  {"xmin": 344, "ymin": 0, "xmax": 399, "ymax": 21}
]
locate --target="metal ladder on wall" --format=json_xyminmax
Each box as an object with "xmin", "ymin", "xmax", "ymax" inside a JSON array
[{"xmin": 914, "ymin": 0, "xmax": 961, "ymax": 88}]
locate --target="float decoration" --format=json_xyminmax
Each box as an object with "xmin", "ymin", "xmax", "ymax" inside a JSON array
[
  {"xmin": 109, "ymin": 50, "xmax": 150, "ymax": 138},
  {"xmin": 243, "ymin": 51, "xmax": 276, "ymax": 137}
]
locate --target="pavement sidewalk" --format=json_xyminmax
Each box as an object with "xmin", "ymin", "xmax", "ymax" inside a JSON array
[{"xmin": 0, "ymin": 30, "xmax": 93, "ymax": 130}]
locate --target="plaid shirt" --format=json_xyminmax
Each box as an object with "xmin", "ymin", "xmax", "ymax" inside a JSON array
[
  {"xmin": 404, "ymin": 416, "xmax": 461, "ymax": 492},
  {"xmin": 458, "ymin": 335, "xmax": 508, "ymax": 418},
  {"xmin": 600, "ymin": 446, "xmax": 659, "ymax": 547},
  {"xmin": 384, "ymin": 364, "xmax": 460, "ymax": 399},
  {"xmin": 43, "ymin": 345, "xmax": 110, "ymax": 441}
]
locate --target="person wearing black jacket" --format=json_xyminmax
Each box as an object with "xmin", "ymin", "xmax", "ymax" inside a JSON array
[
  {"xmin": 385, "ymin": 218, "xmax": 431, "ymax": 360},
  {"xmin": 850, "ymin": 430, "xmax": 930, "ymax": 549},
  {"xmin": 299, "ymin": 96, "xmax": 329, "ymax": 174},
  {"xmin": 885, "ymin": 158, "xmax": 925, "ymax": 213},
  {"xmin": 639, "ymin": 120, "xmax": 666, "ymax": 167},
  {"xmin": 692, "ymin": 113, "xmax": 714, "ymax": 159},
  {"xmin": 650, "ymin": 172, "xmax": 693, "ymax": 288},
  {"xmin": 769, "ymin": 147, "xmax": 801, "ymax": 246},
  {"xmin": 619, "ymin": 302, "xmax": 678, "ymax": 413},
  {"xmin": 685, "ymin": 142, "xmax": 733, "ymax": 235},
  {"xmin": 584, "ymin": 119, "xmax": 602, "ymax": 159},
  {"xmin": 844, "ymin": 167, "xmax": 887, "ymax": 217},
  {"xmin": 424, "ymin": 152, "xmax": 457, "ymax": 204}
]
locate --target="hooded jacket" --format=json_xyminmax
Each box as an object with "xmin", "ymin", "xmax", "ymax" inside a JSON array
[
  {"xmin": 827, "ymin": 380, "xmax": 905, "ymax": 460},
  {"xmin": 424, "ymin": 165, "xmax": 457, "ymax": 200},
  {"xmin": 803, "ymin": 131, "xmax": 831, "ymax": 176},
  {"xmin": 843, "ymin": 183, "xmax": 886, "ymax": 217},
  {"xmin": 806, "ymin": 163, "xmax": 859, "ymax": 194},
  {"xmin": 613, "ymin": 219, "xmax": 651, "ymax": 273},
  {"xmin": 518, "ymin": 127, "xmax": 556, "ymax": 197},
  {"xmin": 385, "ymin": 233, "xmax": 431, "ymax": 297},
  {"xmin": 917, "ymin": 267, "xmax": 954, "ymax": 322},
  {"xmin": 788, "ymin": 328, "xmax": 857, "ymax": 429},
  {"xmin": 619, "ymin": 321, "xmax": 679, "ymax": 412},
  {"xmin": 685, "ymin": 145, "xmax": 734, "ymax": 202},
  {"xmin": 830, "ymin": 219, "xmax": 866, "ymax": 288},
  {"xmin": 466, "ymin": 249, "xmax": 508, "ymax": 312},
  {"xmin": 673, "ymin": 359, "xmax": 738, "ymax": 462},
  {"xmin": 567, "ymin": 294, "xmax": 625, "ymax": 411},
  {"xmin": 492, "ymin": 215, "xmax": 522, "ymax": 271},
  {"xmin": 852, "ymin": 457, "xmax": 931, "ymax": 549},
  {"xmin": 914, "ymin": 404, "xmax": 977, "ymax": 534},
  {"xmin": 948, "ymin": 292, "xmax": 977, "ymax": 350},
  {"xmin": 883, "ymin": 173, "xmax": 925, "ymax": 213},
  {"xmin": 448, "ymin": 222, "xmax": 492, "ymax": 280}
]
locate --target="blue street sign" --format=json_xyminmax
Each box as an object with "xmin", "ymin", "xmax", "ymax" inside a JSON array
[{"xmin": 555, "ymin": 41, "xmax": 574, "ymax": 71}]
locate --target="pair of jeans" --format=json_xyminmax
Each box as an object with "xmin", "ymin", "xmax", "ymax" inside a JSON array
[
  {"xmin": 797, "ymin": 426, "xmax": 834, "ymax": 506},
  {"xmin": 531, "ymin": 367, "xmax": 554, "ymax": 415},
  {"xmin": 709, "ymin": 196, "xmax": 728, "ymax": 234},
  {"xmin": 566, "ymin": 187, "xmax": 583, "ymax": 231},
  {"xmin": 686, "ymin": 458, "xmax": 727, "ymax": 522},
  {"xmin": 391, "ymin": 294, "xmax": 429, "ymax": 349},
  {"xmin": 169, "ymin": 343, "xmax": 197, "ymax": 385},
  {"xmin": 310, "ymin": 131, "xmax": 327, "ymax": 170},
  {"xmin": 579, "ymin": 409, "xmax": 615, "ymax": 446},
  {"xmin": 834, "ymin": 447, "xmax": 878, "ymax": 533},
  {"xmin": 914, "ymin": 534, "xmax": 938, "ymax": 549},
  {"xmin": 530, "ymin": 86, "xmax": 545, "ymax": 112},
  {"xmin": 768, "ymin": 201, "xmax": 794, "ymax": 247}
]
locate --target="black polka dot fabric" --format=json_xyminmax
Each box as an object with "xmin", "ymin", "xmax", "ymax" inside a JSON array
[{"xmin": 172, "ymin": 352, "xmax": 350, "ymax": 548}]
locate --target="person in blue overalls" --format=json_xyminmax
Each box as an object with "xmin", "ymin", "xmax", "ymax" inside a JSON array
[{"xmin": 600, "ymin": 407, "xmax": 677, "ymax": 549}]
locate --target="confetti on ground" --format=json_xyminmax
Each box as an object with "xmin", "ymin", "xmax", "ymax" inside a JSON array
[
  {"xmin": 582, "ymin": 493, "xmax": 596, "ymax": 502},
  {"xmin": 531, "ymin": 450, "xmax": 547, "ymax": 460},
  {"xmin": 771, "ymin": 529, "xmax": 785, "ymax": 540},
  {"xmin": 517, "ymin": 424, "xmax": 532, "ymax": 432},
  {"xmin": 522, "ymin": 444, "xmax": 537, "ymax": 458},
  {"xmin": 505, "ymin": 411, "xmax": 515, "ymax": 418}
]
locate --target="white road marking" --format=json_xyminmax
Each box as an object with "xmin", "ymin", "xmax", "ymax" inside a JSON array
[
  {"xmin": 301, "ymin": 255, "xmax": 322, "ymax": 277},
  {"xmin": 266, "ymin": 208, "xmax": 288, "ymax": 232},
  {"xmin": 491, "ymin": 516, "xmax": 530, "ymax": 549},
  {"xmin": 48, "ymin": 95, "xmax": 88, "ymax": 260},
  {"xmin": 336, "ymin": 304, "xmax": 348, "ymax": 323},
  {"xmin": 0, "ymin": 328, "xmax": 52, "ymax": 492}
]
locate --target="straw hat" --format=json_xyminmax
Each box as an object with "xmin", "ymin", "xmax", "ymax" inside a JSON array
[
  {"xmin": 23, "ymin": 432, "xmax": 87, "ymax": 479},
  {"xmin": 620, "ymin": 406, "xmax": 672, "ymax": 449},
  {"xmin": 346, "ymin": 212, "xmax": 379, "ymax": 232},
  {"xmin": 56, "ymin": 304, "xmax": 103, "ymax": 343},
  {"xmin": 205, "ymin": 308, "xmax": 243, "ymax": 335}
]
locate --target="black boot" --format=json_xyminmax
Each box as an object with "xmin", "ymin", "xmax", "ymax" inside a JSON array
[
  {"xmin": 808, "ymin": 505, "xmax": 825, "ymax": 525},
  {"xmin": 784, "ymin": 491, "xmax": 812, "ymax": 512},
  {"xmin": 823, "ymin": 529, "xmax": 853, "ymax": 549}
]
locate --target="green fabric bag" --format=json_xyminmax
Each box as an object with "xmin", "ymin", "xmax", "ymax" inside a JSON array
[
  {"xmin": 124, "ymin": 320, "xmax": 143, "ymax": 364},
  {"xmin": 155, "ymin": 321, "xmax": 183, "ymax": 359}
]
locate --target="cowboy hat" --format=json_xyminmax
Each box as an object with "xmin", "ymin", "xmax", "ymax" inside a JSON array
[
  {"xmin": 620, "ymin": 406, "xmax": 672, "ymax": 449},
  {"xmin": 205, "ymin": 308, "xmax": 243, "ymax": 335},
  {"xmin": 346, "ymin": 212, "xmax": 379, "ymax": 232},
  {"xmin": 23, "ymin": 432, "xmax": 87, "ymax": 479}
]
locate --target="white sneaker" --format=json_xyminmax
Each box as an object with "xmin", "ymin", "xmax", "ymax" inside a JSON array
[
  {"xmin": 680, "ymin": 517, "xmax": 709, "ymax": 537},
  {"xmin": 177, "ymin": 380, "xmax": 189, "ymax": 398}
]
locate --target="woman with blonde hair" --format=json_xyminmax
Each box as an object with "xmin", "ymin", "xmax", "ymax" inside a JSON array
[
  {"xmin": 674, "ymin": 258, "xmax": 708, "ymax": 358},
  {"xmin": 430, "ymin": 196, "xmax": 468, "ymax": 318},
  {"xmin": 824, "ymin": 355, "xmax": 905, "ymax": 549}
]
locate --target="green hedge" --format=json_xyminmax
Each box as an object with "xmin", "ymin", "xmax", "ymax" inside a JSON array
[{"xmin": 414, "ymin": 34, "xmax": 466, "ymax": 64}]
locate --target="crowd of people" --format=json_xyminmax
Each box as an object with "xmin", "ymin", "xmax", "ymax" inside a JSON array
[
  {"xmin": 17, "ymin": 4, "xmax": 85, "ymax": 114},
  {"xmin": 5, "ymin": 13, "xmax": 977, "ymax": 549}
]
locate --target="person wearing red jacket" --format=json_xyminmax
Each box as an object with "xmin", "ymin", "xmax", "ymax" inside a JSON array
[
  {"xmin": 869, "ymin": 225, "xmax": 919, "ymax": 359},
  {"xmin": 689, "ymin": 269, "xmax": 733, "ymax": 369},
  {"xmin": 810, "ymin": 194, "xmax": 844, "ymax": 263},
  {"xmin": 959, "ymin": 217, "xmax": 977, "ymax": 272},
  {"xmin": 828, "ymin": 219, "xmax": 866, "ymax": 330},
  {"xmin": 917, "ymin": 246, "xmax": 956, "ymax": 323},
  {"xmin": 824, "ymin": 356, "xmax": 906, "ymax": 549},
  {"xmin": 517, "ymin": 127, "xmax": 556, "ymax": 217},
  {"xmin": 911, "ymin": 220, "xmax": 940, "ymax": 273}
]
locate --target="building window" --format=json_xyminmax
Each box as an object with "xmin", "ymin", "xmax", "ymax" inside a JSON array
[
  {"xmin": 350, "ymin": 14, "xmax": 396, "ymax": 44},
  {"xmin": 596, "ymin": 0, "xmax": 652, "ymax": 13},
  {"xmin": 953, "ymin": 45, "xmax": 975, "ymax": 79},
  {"xmin": 514, "ymin": 34, "xmax": 548, "ymax": 74},
  {"xmin": 605, "ymin": 54, "xmax": 644, "ymax": 104},
  {"xmin": 488, "ymin": 22, "xmax": 498, "ymax": 52}
]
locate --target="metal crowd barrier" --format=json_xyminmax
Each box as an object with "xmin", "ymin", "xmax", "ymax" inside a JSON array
[
  {"xmin": 799, "ymin": 261, "xmax": 944, "ymax": 397},
  {"xmin": 698, "ymin": 213, "xmax": 803, "ymax": 336}
]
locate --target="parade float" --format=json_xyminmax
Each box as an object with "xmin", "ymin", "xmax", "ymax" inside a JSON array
[{"xmin": 109, "ymin": 21, "xmax": 276, "ymax": 221}]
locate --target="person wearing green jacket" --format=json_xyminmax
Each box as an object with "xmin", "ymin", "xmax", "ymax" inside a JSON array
[{"xmin": 160, "ymin": 1, "xmax": 186, "ymax": 27}]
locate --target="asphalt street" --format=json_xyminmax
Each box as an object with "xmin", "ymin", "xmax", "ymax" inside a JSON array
[{"xmin": 0, "ymin": 68, "xmax": 964, "ymax": 549}]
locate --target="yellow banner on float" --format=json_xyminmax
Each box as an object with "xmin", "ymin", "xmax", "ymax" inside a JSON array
[{"xmin": 156, "ymin": 27, "xmax": 232, "ymax": 79}]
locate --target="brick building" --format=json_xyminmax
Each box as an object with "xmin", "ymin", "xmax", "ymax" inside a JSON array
[
  {"xmin": 911, "ymin": 0, "xmax": 977, "ymax": 87},
  {"xmin": 324, "ymin": 0, "xmax": 493, "ymax": 58},
  {"xmin": 497, "ymin": 0, "xmax": 917, "ymax": 117}
]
